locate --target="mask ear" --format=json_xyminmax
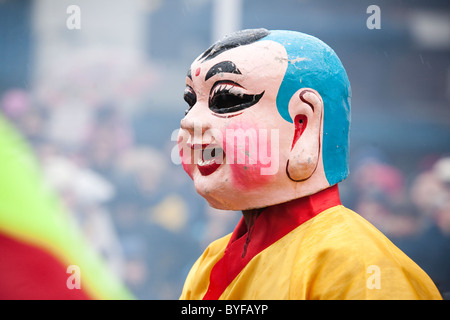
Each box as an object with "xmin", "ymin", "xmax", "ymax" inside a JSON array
[{"xmin": 286, "ymin": 89, "xmax": 323, "ymax": 181}]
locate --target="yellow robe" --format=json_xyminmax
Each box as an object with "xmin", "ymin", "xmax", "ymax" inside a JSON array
[{"xmin": 180, "ymin": 186, "xmax": 442, "ymax": 300}]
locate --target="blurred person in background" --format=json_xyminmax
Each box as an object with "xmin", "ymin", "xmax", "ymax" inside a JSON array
[
  {"xmin": 408, "ymin": 157, "xmax": 450, "ymax": 299},
  {"xmin": 349, "ymin": 147, "xmax": 427, "ymax": 239}
]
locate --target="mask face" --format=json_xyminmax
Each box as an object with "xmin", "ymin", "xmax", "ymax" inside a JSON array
[{"xmin": 178, "ymin": 30, "xmax": 349, "ymax": 211}]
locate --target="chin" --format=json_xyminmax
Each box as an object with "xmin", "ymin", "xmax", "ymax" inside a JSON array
[
  {"xmin": 194, "ymin": 182, "xmax": 272, "ymax": 211},
  {"xmin": 193, "ymin": 176, "xmax": 234, "ymax": 210},
  {"xmin": 191, "ymin": 167, "xmax": 267, "ymax": 211}
]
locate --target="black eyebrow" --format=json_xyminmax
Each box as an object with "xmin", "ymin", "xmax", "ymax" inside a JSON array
[
  {"xmin": 199, "ymin": 28, "xmax": 270, "ymax": 62},
  {"xmin": 205, "ymin": 61, "xmax": 241, "ymax": 81}
]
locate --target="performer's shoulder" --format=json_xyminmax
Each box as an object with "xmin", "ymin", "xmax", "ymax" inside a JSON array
[{"xmin": 308, "ymin": 204, "xmax": 401, "ymax": 253}]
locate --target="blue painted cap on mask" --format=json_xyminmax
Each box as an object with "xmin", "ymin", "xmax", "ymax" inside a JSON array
[{"xmin": 261, "ymin": 30, "xmax": 352, "ymax": 186}]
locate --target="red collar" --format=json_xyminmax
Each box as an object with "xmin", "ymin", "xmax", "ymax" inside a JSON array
[{"xmin": 203, "ymin": 185, "xmax": 341, "ymax": 300}]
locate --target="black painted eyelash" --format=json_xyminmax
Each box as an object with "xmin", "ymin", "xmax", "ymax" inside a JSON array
[
  {"xmin": 209, "ymin": 80, "xmax": 264, "ymax": 114},
  {"xmin": 211, "ymin": 84, "xmax": 240, "ymax": 99},
  {"xmin": 183, "ymin": 86, "xmax": 196, "ymax": 115}
]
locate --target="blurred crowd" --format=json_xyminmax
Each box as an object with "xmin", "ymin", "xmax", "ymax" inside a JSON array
[
  {"xmin": 1, "ymin": 79, "xmax": 449, "ymax": 299},
  {"xmin": 0, "ymin": 46, "xmax": 240, "ymax": 299}
]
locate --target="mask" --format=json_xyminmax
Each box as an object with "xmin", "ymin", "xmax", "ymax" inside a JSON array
[{"xmin": 178, "ymin": 29, "xmax": 351, "ymax": 211}]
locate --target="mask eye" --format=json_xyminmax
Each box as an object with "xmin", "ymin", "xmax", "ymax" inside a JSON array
[
  {"xmin": 209, "ymin": 80, "xmax": 264, "ymax": 114},
  {"xmin": 183, "ymin": 86, "xmax": 197, "ymax": 115}
]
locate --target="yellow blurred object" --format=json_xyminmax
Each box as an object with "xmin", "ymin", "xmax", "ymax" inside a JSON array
[{"xmin": 149, "ymin": 194, "xmax": 188, "ymax": 233}]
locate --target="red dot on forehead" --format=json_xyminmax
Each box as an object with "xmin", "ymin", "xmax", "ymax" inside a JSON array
[{"xmin": 195, "ymin": 68, "xmax": 201, "ymax": 77}]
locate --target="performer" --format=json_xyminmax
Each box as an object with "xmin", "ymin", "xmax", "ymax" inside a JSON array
[{"xmin": 177, "ymin": 29, "xmax": 442, "ymax": 299}]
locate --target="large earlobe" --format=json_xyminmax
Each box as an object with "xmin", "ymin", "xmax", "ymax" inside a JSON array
[{"xmin": 286, "ymin": 89, "xmax": 323, "ymax": 182}]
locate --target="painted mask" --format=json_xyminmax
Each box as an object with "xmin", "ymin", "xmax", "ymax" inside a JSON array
[{"xmin": 178, "ymin": 29, "xmax": 351, "ymax": 211}]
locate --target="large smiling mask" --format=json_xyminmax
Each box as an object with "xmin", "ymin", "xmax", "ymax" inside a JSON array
[{"xmin": 178, "ymin": 29, "xmax": 351, "ymax": 211}]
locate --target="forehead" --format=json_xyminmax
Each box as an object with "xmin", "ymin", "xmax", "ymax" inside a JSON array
[{"xmin": 188, "ymin": 40, "xmax": 288, "ymax": 82}]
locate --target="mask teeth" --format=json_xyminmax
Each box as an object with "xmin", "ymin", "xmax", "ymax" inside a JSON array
[
  {"xmin": 201, "ymin": 147, "xmax": 223, "ymax": 163},
  {"xmin": 198, "ymin": 157, "xmax": 217, "ymax": 166}
]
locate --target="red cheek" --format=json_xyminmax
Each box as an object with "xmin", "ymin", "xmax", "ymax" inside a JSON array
[
  {"xmin": 230, "ymin": 163, "xmax": 273, "ymax": 191},
  {"xmin": 223, "ymin": 122, "xmax": 275, "ymax": 191}
]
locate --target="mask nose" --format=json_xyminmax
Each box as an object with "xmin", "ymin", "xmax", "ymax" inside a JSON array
[
  {"xmin": 180, "ymin": 105, "xmax": 223, "ymax": 146},
  {"xmin": 180, "ymin": 101, "xmax": 207, "ymax": 131},
  {"xmin": 180, "ymin": 117, "xmax": 197, "ymax": 135},
  {"xmin": 180, "ymin": 106, "xmax": 215, "ymax": 146}
]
